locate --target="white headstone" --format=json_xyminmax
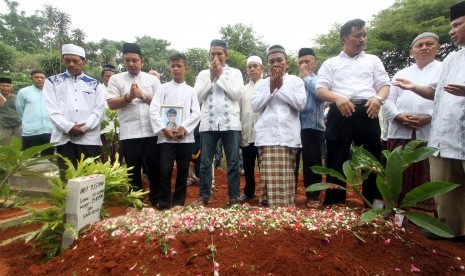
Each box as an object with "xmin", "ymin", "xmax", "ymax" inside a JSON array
[{"xmin": 62, "ymin": 174, "xmax": 105, "ymax": 249}]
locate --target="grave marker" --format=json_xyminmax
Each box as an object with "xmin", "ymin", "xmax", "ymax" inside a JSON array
[{"xmin": 62, "ymin": 174, "xmax": 105, "ymax": 249}]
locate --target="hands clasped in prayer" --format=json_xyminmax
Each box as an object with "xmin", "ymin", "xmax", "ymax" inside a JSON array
[
  {"xmin": 269, "ymin": 66, "xmax": 283, "ymax": 93},
  {"xmin": 210, "ymin": 56, "xmax": 222, "ymax": 82}
]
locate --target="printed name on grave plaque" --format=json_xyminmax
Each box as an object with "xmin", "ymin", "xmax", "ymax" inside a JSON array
[{"xmin": 62, "ymin": 174, "xmax": 105, "ymax": 249}]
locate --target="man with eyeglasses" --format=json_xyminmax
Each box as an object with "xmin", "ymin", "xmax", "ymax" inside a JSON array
[
  {"xmin": 392, "ymin": 1, "xmax": 465, "ymax": 240},
  {"xmin": 384, "ymin": 32, "xmax": 442, "ymax": 213},
  {"xmin": 316, "ymin": 19, "xmax": 391, "ymax": 207},
  {"xmin": 107, "ymin": 43, "xmax": 162, "ymax": 207},
  {"xmin": 44, "ymin": 44, "xmax": 105, "ymax": 180}
]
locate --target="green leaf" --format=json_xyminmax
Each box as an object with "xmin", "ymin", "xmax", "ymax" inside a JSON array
[
  {"xmin": 376, "ymin": 175, "xmax": 393, "ymax": 208},
  {"xmin": 402, "ymin": 140, "xmax": 424, "ymax": 152},
  {"xmin": 352, "ymin": 146, "xmax": 383, "ymax": 174},
  {"xmin": 21, "ymin": 143, "xmax": 55, "ymax": 160},
  {"xmin": 385, "ymin": 147, "xmax": 402, "ymax": 202},
  {"xmin": 305, "ymin": 182, "xmax": 346, "ymax": 192},
  {"xmin": 402, "ymin": 147, "xmax": 437, "ymax": 166},
  {"xmin": 403, "ymin": 211, "xmax": 455, "ymax": 238},
  {"xmin": 360, "ymin": 208, "xmax": 386, "ymax": 222},
  {"xmin": 311, "ymin": 165, "xmax": 346, "ymax": 183},
  {"xmin": 342, "ymin": 161, "xmax": 353, "ymax": 184},
  {"xmin": 400, "ymin": 182, "xmax": 459, "ymax": 209}
]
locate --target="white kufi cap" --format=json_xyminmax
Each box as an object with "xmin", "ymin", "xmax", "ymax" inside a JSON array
[
  {"xmin": 61, "ymin": 44, "xmax": 86, "ymax": 58},
  {"xmin": 247, "ymin": 56, "xmax": 262, "ymax": 66}
]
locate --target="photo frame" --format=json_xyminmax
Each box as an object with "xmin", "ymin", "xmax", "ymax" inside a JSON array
[{"xmin": 160, "ymin": 105, "xmax": 183, "ymax": 130}]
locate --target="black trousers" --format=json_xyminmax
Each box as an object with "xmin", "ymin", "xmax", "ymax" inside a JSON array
[
  {"xmin": 56, "ymin": 142, "xmax": 100, "ymax": 181},
  {"xmin": 22, "ymin": 133, "xmax": 54, "ymax": 156},
  {"xmin": 242, "ymin": 143, "xmax": 259, "ymax": 197},
  {"xmin": 121, "ymin": 137, "xmax": 160, "ymax": 203},
  {"xmin": 158, "ymin": 143, "xmax": 193, "ymax": 209},
  {"xmin": 301, "ymin": 129, "xmax": 325, "ymax": 201},
  {"xmin": 323, "ymin": 104, "xmax": 382, "ymax": 206}
]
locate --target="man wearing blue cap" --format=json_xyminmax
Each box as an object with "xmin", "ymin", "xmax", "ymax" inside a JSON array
[{"xmin": 393, "ymin": 1, "xmax": 465, "ymax": 240}]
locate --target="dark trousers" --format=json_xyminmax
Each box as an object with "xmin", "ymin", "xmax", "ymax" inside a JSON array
[
  {"xmin": 158, "ymin": 143, "xmax": 193, "ymax": 209},
  {"xmin": 242, "ymin": 143, "xmax": 259, "ymax": 197},
  {"xmin": 301, "ymin": 129, "xmax": 325, "ymax": 201},
  {"xmin": 199, "ymin": 131, "xmax": 241, "ymax": 199},
  {"xmin": 323, "ymin": 104, "xmax": 382, "ymax": 206},
  {"xmin": 121, "ymin": 137, "xmax": 160, "ymax": 203},
  {"xmin": 22, "ymin": 133, "xmax": 54, "ymax": 156},
  {"xmin": 56, "ymin": 142, "xmax": 101, "ymax": 181}
]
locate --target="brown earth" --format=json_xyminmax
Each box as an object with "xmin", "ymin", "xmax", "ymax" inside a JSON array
[{"xmin": 0, "ymin": 169, "xmax": 464, "ymax": 275}]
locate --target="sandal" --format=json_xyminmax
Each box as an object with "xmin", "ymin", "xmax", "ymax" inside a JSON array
[{"xmin": 305, "ymin": 200, "xmax": 320, "ymax": 209}]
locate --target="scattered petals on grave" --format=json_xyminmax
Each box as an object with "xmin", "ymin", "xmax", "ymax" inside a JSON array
[{"xmin": 94, "ymin": 205, "xmax": 397, "ymax": 239}]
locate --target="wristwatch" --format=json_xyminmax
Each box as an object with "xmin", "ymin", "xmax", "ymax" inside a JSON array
[{"xmin": 373, "ymin": 95, "xmax": 385, "ymax": 105}]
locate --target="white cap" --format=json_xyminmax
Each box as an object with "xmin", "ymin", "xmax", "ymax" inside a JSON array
[
  {"xmin": 410, "ymin": 32, "xmax": 439, "ymax": 47},
  {"xmin": 62, "ymin": 44, "xmax": 86, "ymax": 58},
  {"xmin": 247, "ymin": 56, "xmax": 262, "ymax": 66}
]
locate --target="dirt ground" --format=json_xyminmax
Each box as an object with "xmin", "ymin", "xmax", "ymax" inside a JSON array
[{"xmin": 1, "ymin": 169, "xmax": 464, "ymax": 275}]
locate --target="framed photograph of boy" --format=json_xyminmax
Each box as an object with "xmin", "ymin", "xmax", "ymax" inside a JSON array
[{"xmin": 161, "ymin": 105, "xmax": 183, "ymax": 130}]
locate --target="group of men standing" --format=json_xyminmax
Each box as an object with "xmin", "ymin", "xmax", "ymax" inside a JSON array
[{"xmin": 1, "ymin": 1, "xmax": 464, "ymax": 240}]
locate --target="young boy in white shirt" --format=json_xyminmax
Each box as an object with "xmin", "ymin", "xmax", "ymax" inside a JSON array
[{"xmin": 149, "ymin": 53, "xmax": 201, "ymax": 210}]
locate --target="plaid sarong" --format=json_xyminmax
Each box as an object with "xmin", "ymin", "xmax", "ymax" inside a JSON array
[{"xmin": 258, "ymin": 146, "xmax": 298, "ymax": 207}]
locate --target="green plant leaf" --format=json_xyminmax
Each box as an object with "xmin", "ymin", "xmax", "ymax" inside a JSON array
[
  {"xmin": 402, "ymin": 140, "xmax": 424, "ymax": 152},
  {"xmin": 385, "ymin": 147, "xmax": 402, "ymax": 202},
  {"xmin": 352, "ymin": 146, "xmax": 383, "ymax": 174},
  {"xmin": 21, "ymin": 143, "xmax": 56, "ymax": 160},
  {"xmin": 342, "ymin": 161, "xmax": 353, "ymax": 184},
  {"xmin": 376, "ymin": 175, "xmax": 393, "ymax": 208},
  {"xmin": 402, "ymin": 147, "xmax": 437, "ymax": 166},
  {"xmin": 360, "ymin": 208, "xmax": 386, "ymax": 222},
  {"xmin": 311, "ymin": 165, "xmax": 346, "ymax": 183},
  {"xmin": 400, "ymin": 182, "xmax": 459, "ymax": 209},
  {"xmin": 305, "ymin": 182, "xmax": 346, "ymax": 192},
  {"xmin": 403, "ymin": 211, "xmax": 455, "ymax": 238}
]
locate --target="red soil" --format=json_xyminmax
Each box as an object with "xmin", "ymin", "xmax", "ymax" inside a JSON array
[{"xmin": 0, "ymin": 170, "xmax": 464, "ymax": 275}]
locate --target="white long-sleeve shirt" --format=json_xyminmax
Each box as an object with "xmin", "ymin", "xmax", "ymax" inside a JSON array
[
  {"xmin": 106, "ymin": 71, "xmax": 161, "ymax": 140},
  {"xmin": 384, "ymin": 60, "xmax": 441, "ymax": 140},
  {"xmin": 194, "ymin": 65, "xmax": 243, "ymax": 132},
  {"xmin": 239, "ymin": 80, "xmax": 260, "ymax": 147},
  {"xmin": 251, "ymin": 74, "xmax": 306, "ymax": 148},
  {"xmin": 429, "ymin": 49, "xmax": 465, "ymax": 160},
  {"xmin": 316, "ymin": 51, "xmax": 390, "ymax": 99},
  {"xmin": 149, "ymin": 80, "xmax": 200, "ymax": 143},
  {"xmin": 44, "ymin": 71, "xmax": 105, "ymax": 146}
]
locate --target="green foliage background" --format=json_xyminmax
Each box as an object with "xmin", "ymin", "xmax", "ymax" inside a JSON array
[{"xmin": 0, "ymin": 0, "xmax": 461, "ymax": 89}]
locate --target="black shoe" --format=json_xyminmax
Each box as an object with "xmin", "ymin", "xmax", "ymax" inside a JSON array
[
  {"xmin": 238, "ymin": 193, "xmax": 254, "ymax": 203},
  {"xmin": 192, "ymin": 197, "xmax": 211, "ymax": 206},
  {"xmin": 228, "ymin": 198, "xmax": 239, "ymax": 206}
]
